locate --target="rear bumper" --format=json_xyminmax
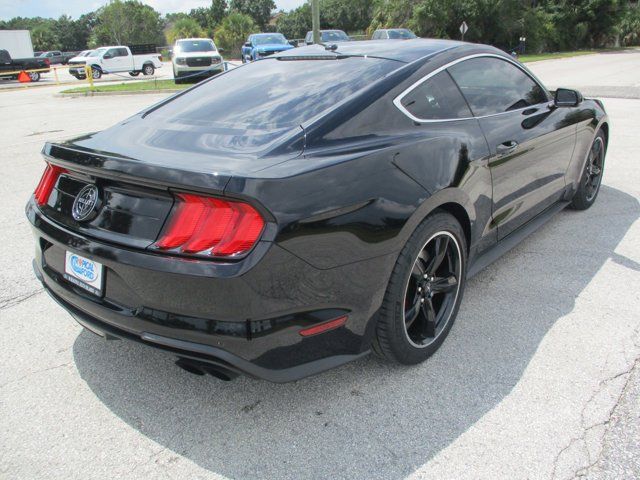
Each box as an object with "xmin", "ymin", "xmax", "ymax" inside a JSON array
[{"xmin": 27, "ymin": 200, "xmax": 393, "ymax": 382}]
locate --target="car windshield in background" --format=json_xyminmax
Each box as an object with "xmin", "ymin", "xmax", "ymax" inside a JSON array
[
  {"xmin": 150, "ymin": 56, "xmax": 398, "ymax": 129},
  {"xmin": 388, "ymin": 29, "xmax": 417, "ymax": 39},
  {"xmin": 322, "ymin": 31, "xmax": 349, "ymax": 42},
  {"xmin": 88, "ymin": 48, "xmax": 106, "ymax": 57},
  {"xmin": 253, "ymin": 34, "xmax": 287, "ymax": 45},
  {"xmin": 176, "ymin": 40, "xmax": 215, "ymax": 52}
]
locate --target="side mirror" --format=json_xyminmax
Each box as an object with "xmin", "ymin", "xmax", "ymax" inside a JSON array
[
  {"xmin": 103, "ymin": 53, "xmax": 113, "ymax": 59},
  {"xmin": 218, "ymin": 47, "xmax": 224, "ymax": 53},
  {"xmin": 243, "ymin": 42, "xmax": 252, "ymax": 48},
  {"xmin": 554, "ymin": 88, "xmax": 583, "ymax": 107},
  {"xmin": 288, "ymin": 40, "xmax": 297, "ymax": 47}
]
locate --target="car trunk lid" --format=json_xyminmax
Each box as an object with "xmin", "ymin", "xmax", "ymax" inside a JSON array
[{"xmin": 40, "ymin": 117, "xmax": 303, "ymax": 250}]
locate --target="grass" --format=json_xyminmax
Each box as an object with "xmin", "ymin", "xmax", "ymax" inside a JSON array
[
  {"xmin": 519, "ymin": 47, "xmax": 635, "ymax": 63},
  {"xmin": 61, "ymin": 79, "xmax": 188, "ymax": 94},
  {"xmin": 518, "ymin": 50, "xmax": 599, "ymax": 63}
]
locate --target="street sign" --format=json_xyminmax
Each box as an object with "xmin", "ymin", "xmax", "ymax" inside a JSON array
[{"xmin": 460, "ymin": 21, "xmax": 468, "ymax": 41}]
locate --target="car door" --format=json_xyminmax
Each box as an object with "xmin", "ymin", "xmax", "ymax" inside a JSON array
[
  {"xmin": 101, "ymin": 48, "xmax": 120, "ymax": 72},
  {"xmin": 448, "ymin": 55, "xmax": 577, "ymax": 239},
  {"xmin": 116, "ymin": 48, "xmax": 131, "ymax": 71}
]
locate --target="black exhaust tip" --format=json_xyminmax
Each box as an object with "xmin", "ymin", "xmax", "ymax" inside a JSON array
[{"xmin": 175, "ymin": 358, "xmax": 239, "ymax": 381}]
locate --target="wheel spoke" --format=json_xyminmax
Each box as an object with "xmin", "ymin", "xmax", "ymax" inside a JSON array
[
  {"xmin": 426, "ymin": 236, "xmax": 449, "ymax": 274},
  {"xmin": 412, "ymin": 257, "xmax": 425, "ymax": 278},
  {"xmin": 405, "ymin": 297, "xmax": 421, "ymax": 328},
  {"xmin": 430, "ymin": 275, "xmax": 458, "ymax": 293},
  {"xmin": 421, "ymin": 299, "xmax": 437, "ymax": 337}
]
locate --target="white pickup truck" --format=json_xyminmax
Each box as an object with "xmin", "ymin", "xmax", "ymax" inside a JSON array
[{"xmin": 68, "ymin": 45, "xmax": 162, "ymax": 80}]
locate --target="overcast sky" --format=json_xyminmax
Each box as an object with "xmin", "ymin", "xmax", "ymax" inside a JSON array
[{"xmin": 0, "ymin": 0, "xmax": 307, "ymax": 20}]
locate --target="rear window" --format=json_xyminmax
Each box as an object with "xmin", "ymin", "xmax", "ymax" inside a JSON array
[{"xmin": 149, "ymin": 56, "xmax": 398, "ymax": 129}]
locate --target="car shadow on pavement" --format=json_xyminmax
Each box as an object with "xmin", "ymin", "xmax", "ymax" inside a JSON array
[{"xmin": 72, "ymin": 185, "xmax": 639, "ymax": 480}]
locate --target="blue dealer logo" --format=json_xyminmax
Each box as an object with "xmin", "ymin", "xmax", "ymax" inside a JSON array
[{"xmin": 70, "ymin": 255, "xmax": 97, "ymax": 282}]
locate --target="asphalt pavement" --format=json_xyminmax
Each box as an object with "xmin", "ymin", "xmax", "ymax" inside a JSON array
[{"xmin": 0, "ymin": 50, "xmax": 638, "ymax": 480}]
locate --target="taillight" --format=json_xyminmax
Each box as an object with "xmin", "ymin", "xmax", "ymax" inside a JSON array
[
  {"xmin": 154, "ymin": 193, "xmax": 265, "ymax": 258},
  {"xmin": 34, "ymin": 164, "xmax": 66, "ymax": 206},
  {"xmin": 44, "ymin": 58, "xmax": 50, "ymax": 66}
]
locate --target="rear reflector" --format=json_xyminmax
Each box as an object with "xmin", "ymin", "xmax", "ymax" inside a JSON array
[
  {"xmin": 299, "ymin": 316, "xmax": 348, "ymax": 337},
  {"xmin": 155, "ymin": 193, "xmax": 264, "ymax": 258},
  {"xmin": 34, "ymin": 164, "xmax": 66, "ymax": 206}
]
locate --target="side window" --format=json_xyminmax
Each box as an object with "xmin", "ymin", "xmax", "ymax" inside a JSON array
[
  {"xmin": 372, "ymin": 31, "xmax": 379, "ymax": 40},
  {"xmin": 399, "ymin": 70, "xmax": 472, "ymax": 120},
  {"xmin": 448, "ymin": 57, "xmax": 548, "ymax": 116},
  {"xmin": 106, "ymin": 48, "xmax": 118, "ymax": 58},
  {"xmin": 117, "ymin": 48, "xmax": 128, "ymax": 56}
]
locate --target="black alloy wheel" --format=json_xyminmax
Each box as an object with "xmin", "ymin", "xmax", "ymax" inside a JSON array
[
  {"xmin": 403, "ymin": 232, "xmax": 462, "ymax": 348},
  {"xmin": 374, "ymin": 211, "xmax": 467, "ymax": 364},
  {"xmin": 571, "ymin": 130, "xmax": 606, "ymax": 210}
]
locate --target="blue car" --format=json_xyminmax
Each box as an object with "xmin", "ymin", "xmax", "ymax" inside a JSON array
[{"xmin": 241, "ymin": 33, "xmax": 294, "ymax": 63}]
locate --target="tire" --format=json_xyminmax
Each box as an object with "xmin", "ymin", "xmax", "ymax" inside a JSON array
[
  {"xmin": 129, "ymin": 71, "xmax": 140, "ymax": 77},
  {"xmin": 570, "ymin": 130, "xmax": 607, "ymax": 210},
  {"xmin": 28, "ymin": 71, "xmax": 40, "ymax": 82},
  {"xmin": 143, "ymin": 64, "xmax": 154, "ymax": 76},
  {"xmin": 91, "ymin": 67, "xmax": 102, "ymax": 79},
  {"xmin": 373, "ymin": 211, "xmax": 467, "ymax": 365}
]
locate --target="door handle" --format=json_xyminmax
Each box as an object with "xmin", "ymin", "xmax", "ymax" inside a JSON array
[{"xmin": 496, "ymin": 141, "xmax": 518, "ymax": 155}]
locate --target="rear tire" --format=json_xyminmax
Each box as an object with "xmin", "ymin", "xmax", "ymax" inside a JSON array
[
  {"xmin": 374, "ymin": 211, "xmax": 467, "ymax": 365},
  {"xmin": 570, "ymin": 130, "xmax": 606, "ymax": 210},
  {"xmin": 143, "ymin": 64, "xmax": 154, "ymax": 76}
]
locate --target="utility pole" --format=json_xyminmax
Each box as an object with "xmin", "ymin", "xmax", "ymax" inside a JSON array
[{"xmin": 311, "ymin": 0, "xmax": 320, "ymax": 44}]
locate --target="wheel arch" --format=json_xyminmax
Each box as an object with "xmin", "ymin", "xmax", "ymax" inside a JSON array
[{"xmin": 405, "ymin": 188, "xmax": 475, "ymax": 255}]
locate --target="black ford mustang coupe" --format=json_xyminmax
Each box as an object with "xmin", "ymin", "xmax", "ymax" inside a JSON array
[{"xmin": 27, "ymin": 39, "xmax": 608, "ymax": 382}]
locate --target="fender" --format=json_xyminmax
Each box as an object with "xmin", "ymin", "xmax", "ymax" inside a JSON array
[{"xmin": 565, "ymin": 102, "xmax": 609, "ymax": 197}]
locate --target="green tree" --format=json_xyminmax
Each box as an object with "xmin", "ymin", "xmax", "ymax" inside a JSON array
[
  {"xmin": 90, "ymin": 0, "xmax": 164, "ymax": 47},
  {"xmin": 167, "ymin": 18, "xmax": 206, "ymax": 44},
  {"xmin": 229, "ymin": 0, "xmax": 275, "ymax": 29},
  {"xmin": 275, "ymin": 3, "xmax": 311, "ymax": 38},
  {"xmin": 214, "ymin": 11, "xmax": 257, "ymax": 56},
  {"xmin": 31, "ymin": 23, "xmax": 59, "ymax": 51}
]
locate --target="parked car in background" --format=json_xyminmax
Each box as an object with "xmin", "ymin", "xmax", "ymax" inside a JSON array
[
  {"xmin": 68, "ymin": 45, "xmax": 162, "ymax": 80},
  {"xmin": 0, "ymin": 49, "xmax": 49, "ymax": 81},
  {"xmin": 172, "ymin": 38, "xmax": 224, "ymax": 84},
  {"xmin": 241, "ymin": 33, "xmax": 294, "ymax": 63},
  {"xmin": 371, "ymin": 28, "xmax": 417, "ymax": 40},
  {"xmin": 67, "ymin": 50, "xmax": 94, "ymax": 64},
  {"xmin": 38, "ymin": 51, "xmax": 74, "ymax": 65},
  {"xmin": 304, "ymin": 29, "xmax": 350, "ymax": 45}
]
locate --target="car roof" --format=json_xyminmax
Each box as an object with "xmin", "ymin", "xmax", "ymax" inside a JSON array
[
  {"xmin": 281, "ymin": 38, "xmax": 466, "ymax": 63},
  {"xmin": 252, "ymin": 33, "xmax": 284, "ymax": 37},
  {"xmin": 177, "ymin": 38, "xmax": 213, "ymax": 42}
]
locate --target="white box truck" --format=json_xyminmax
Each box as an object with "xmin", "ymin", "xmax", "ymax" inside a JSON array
[{"xmin": 0, "ymin": 30, "xmax": 34, "ymax": 59}]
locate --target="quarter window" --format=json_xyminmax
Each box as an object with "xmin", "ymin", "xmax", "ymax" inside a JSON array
[
  {"xmin": 448, "ymin": 57, "xmax": 548, "ymax": 116},
  {"xmin": 400, "ymin": 71, "xmax": 472, "ymax": 120}
]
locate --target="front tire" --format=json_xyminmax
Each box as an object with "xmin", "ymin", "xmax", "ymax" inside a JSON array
[
  {"xmin": 374, "ymin": 211, "xmax": 467, "ymax": 364},
  {"xmin": 28, "ymin": 71, "xmax": 40, "ymax": 82},
  {"xmin": 570, "ymin": 130, "xmax": 606, "ymax": 210},
  {"xmin": 91, "ymin": 67, "xmax": 102, "ymax": 79},
  {"xmin": 129, "ymin": 71, "xmax": 140, "ymax": 77}
]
